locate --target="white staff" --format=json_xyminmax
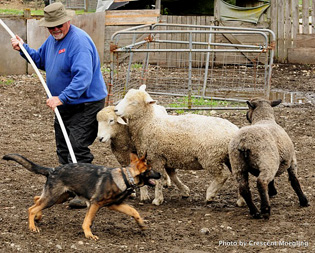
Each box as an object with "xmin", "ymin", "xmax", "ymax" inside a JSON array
[{"xmin": 0, "ymin": 18, "xmax": 77, "ymax": 163}]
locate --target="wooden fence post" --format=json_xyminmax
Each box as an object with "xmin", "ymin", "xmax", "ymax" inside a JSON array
[{"xmin": 270, "ymin": 0, "xmax": 278, "ymax": 60}]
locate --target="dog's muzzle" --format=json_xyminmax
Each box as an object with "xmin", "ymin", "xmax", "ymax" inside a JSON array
[{"xmin": 141, "ymin": 169, "xmax": 161, "ymax": 187}]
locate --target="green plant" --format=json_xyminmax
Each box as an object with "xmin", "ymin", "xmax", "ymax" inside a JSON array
[
  {"xmin": 0, "ymin": 78, "xmax": 14, "ymax": 85},
  {"xmin": 0, "ymin": 9, "xmax": 23, "ymax": 15},
  {"xmin": 0, "ymin": 9, "xmax": 91, "ymax": 15},
  {"xmin": 101, "ymin": 66, "xmax": 111, "ymax": 73},
  {"xmin": 167, "ymin": 95, "xmax": 246, "ymax": 114},
  {"xmin": 131, "ymin": 63, "xmax": 142, "ymax": 70},
  {"xmin": 168, "ymin": 96, "xmax": 229, "ymax": 108}
]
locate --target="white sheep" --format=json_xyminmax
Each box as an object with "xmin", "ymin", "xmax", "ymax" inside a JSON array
[
  {"xmin": 113, "ymin": 85, "xmax": 240, "ymax": 206},
  {"xmin": 96, "ymin": 105, "xmax": 172, "ymax": 201},
  {"xmin": 97, "ymin": 106, "xmax": 135, "ymax": 166},
  {"xmin": 228, "ymin": 97, "xmax": 309, "ymax": 219}
]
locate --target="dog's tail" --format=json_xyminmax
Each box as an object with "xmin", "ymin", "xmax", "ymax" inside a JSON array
[{"xmin": 3, "ymin": 154, "xmax": 52, "ymax": 177}]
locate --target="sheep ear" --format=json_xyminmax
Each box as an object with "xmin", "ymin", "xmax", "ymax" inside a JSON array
[
  {"xmin": 145, "ymin": 96, "xmax": 156, "ymax": 105},
  {"xmin": 139, "ymin": 85, "xmax": 146, "ymax": 91},
  {"xmin": 271, "ymin": 99, "xmax": 282, "ymax": 107},
  {"xmin": 117, "ymin": 116, "xmax": 128, "ymax": 125},
  {"xmin": 246, "ymin": 101, "xmax": 255, "ymax": 109},
  {"xmin": 147, "ymin": 99, "xmax": 156, "ymax": 105}
]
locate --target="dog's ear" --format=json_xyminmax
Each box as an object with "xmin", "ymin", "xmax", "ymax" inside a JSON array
[
  {"xmin": 140, "ymin": 152, "xmax": 147, "ymax": 162},
  {"xmin": 129, "ymin": 153, "xmax": 139, "ymax": 163}
]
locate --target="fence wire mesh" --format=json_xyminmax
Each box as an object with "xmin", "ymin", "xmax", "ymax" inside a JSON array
[{"xmin": 106, "ymin": 24, "xmax": 275, "ymax": 110}]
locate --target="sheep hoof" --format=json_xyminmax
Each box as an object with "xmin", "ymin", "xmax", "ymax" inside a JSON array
[
  {"xmin": 251, "ymin": 212, "xmax": 262, "ymax": 219},
  {"xmin": 152, "ymin": 198, "xmax": 163, "ymax": 206},
  {"xmin": 268, "ymin": 191, "xmax": 277, "ymax": 198},
  {"xmin": 261, "ymin": 206, "xmax": 271, "ymax": 219},
  {"xmin": 205, "ymin": 200, "xmax": 214, "ymax": 205},
  {"xmin": 262, "ymin": 213, "xmax": 270, "ymax": 220},
  {"xmin": 139, "ymin": 199, "xmax": 151, "ymax": 204},
  {"xmin": 236, "ymin": 198, "xmax": 246, "ymax": 207},
  {"xmin": 140, "ymin": 196, "xmax": 151, "ymax": 203},
  {"xmin": 299, "ymin": 197, "xmax": 309, "ymax": 207}
]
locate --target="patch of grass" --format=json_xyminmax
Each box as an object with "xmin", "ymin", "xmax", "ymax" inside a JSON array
[
  {"xmin": 101, "ymin": 66, "xmax": 111, "ymax": 73},
  {"xmin": 167, "ymin": 96, "xmax": 245, "ymax": 114},
  {"xmin": 0, "ymin": 78, "xmax": 14, "ymax": 85},
  {"xmin": 0, "ymin": 9, "xmax": 23, "ymax": 15},
  {"xmin": 131, "ymin": 63, "xmax": 142, "ymax": 70},
  {"xmin": 0, "ymin": 9, "xmax": 92, "ymax": 15},
  {"xmin": 168, "ymin": 96, "xmax": 229, "ymax": 108},
  {"xmin": 101, "ymin": 66, "xmax": 117, "ymax": 75}
]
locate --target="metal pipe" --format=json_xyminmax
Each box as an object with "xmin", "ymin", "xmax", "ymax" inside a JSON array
[
  {"xmin": 149, "ymin": 91, "xmax": 247, "ymax": 103},
  {"xmin": 202, "ymin": 27, "xmax": 213, "ymax": 97},
  {"xmin": 165, "ymin": 107, "xmax": 248, "ymax": 110}
]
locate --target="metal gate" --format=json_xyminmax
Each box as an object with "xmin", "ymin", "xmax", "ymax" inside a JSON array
[
  {"xmin": 106, "ymin": 23, "xmax": 275, "ymax": 110},
  {"xmin": 49, "ymin": 0, "xmax": 86, "ymax": 9}
]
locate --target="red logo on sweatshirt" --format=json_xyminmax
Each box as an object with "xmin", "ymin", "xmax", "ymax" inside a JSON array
[{"xmin": 59, "ymin": 48, "xmax": 66, "ymax": 54}]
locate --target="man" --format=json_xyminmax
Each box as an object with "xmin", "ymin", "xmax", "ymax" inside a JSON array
[{"xmin": 11, "ymin": 2, "xmax": 107, "ymax": 167}]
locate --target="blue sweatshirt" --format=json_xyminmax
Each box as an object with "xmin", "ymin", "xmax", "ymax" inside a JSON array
[{"xmin": 21, "ymin": 25, "xmax": 107, "ymax": 105}]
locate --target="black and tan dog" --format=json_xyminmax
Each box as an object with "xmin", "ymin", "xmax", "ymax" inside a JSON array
[{"xmin": 3, "ymin": 153, "xmax": 160, "ymax": 240}]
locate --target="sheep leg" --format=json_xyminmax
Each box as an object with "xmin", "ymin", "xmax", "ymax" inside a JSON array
[
  {"xmin": 238, "ymin": 171, "xmax": 260, "ymax": 219},
  {"xmin": 257, "ymin": 177, "xmax": 271, "ymax": 219},
  {"xmin": 236, "ymin": 191, "xmax": 246, "ymax": 207},
  {"xmin": 206, "ymin": 171, "xmax": 229, "ymax": 203},
  {"xmin": 162, "ymin": 170, "xmax": 172, "ymax": 188},
  {"xmin": 268, "ymin": 180, "xmax": 277, "ymax": 197},
  {"xmin": 151, "ymin": 162, "xmax": 166, "ymax": 206},
  {"xmin": 287, "ymin": 166, "xmax": 309, "ymax": 207},
  {"xmin": 166, "ymin": 167, "xmax": 190, "ymax": 198},
  {"xmin": 139, "ymin": 186, "xmax": 151, "ymax": 203},
  {"xmin": 152, "ymin": 180, "xmax": 164, "ymax": 206}
]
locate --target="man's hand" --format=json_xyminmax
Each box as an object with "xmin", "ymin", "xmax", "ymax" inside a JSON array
[
  {"xmin": 46, "ymin": 97, "xmax": 63, "ymax": 111},
  {"xmin": 11, "ymin": 35, "xmax": 24, "ymax": 51}
]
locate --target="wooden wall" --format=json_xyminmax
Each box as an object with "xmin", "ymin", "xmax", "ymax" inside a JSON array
[{"xmin": 270, "ymin": 0, "xmax": 315, "ymax": 63}]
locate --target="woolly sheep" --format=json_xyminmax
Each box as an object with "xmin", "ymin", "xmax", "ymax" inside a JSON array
[
  {"xmin": 97, "ymin": 106, "xmax": 136, "ymax": 166},
  {"xmin": 228, "ymin": 97, "xmax": 309, "ymax": 219},
  {"xmin": 96, "ymin": 105, "xmax": 172, "ymax": 201},
  {"xmin": 113, "ymin": 85, "xmax": 240, "ymax": 206}
]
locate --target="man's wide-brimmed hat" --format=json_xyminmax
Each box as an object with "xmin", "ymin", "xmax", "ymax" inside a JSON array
[{"xmin": 38, "ymin": 2, "xmax": 75, "ymax": 27}]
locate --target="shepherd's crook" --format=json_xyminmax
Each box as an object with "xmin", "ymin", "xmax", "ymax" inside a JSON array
[{"xmin": 0, "ymin": 18, "xmax": 77, "ymax": 163}]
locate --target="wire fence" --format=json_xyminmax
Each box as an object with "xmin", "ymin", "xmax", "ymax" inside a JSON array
[{"xmin": 106, "ymin": 23, "xmax": 275, "ymax": 110}]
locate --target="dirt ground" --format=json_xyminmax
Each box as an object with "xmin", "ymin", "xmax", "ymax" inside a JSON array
[{"xmin": 0, "ymin": 63, "xmax": 314, "ymax": 253}]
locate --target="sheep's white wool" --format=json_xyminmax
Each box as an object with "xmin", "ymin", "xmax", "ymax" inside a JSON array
[{"xmin": 114, "ymin": 85, "xmax": 240, "ymax": 206}]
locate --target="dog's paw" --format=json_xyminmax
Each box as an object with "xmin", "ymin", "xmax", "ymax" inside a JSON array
[
  {"xmin": 29, "ymin": 225, "xmax": 40, "ymax": 233},
  {"xmin": 85, "ymin": 233, "xmax": 99, "ymax": 241},
  {"xmin": 139, "ymin": 224, "xmax": 147, "ymax": 231},
  {"xmin": 35, "ymin": 212, "xmax": 43, "ymax": 222}
]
